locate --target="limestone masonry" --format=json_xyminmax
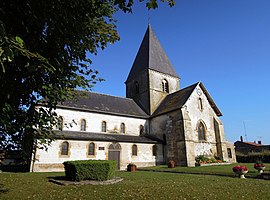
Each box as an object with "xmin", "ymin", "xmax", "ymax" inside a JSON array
[{"xmin": 31, "ymin": 25, "xmax": 236, "ymax": 172}]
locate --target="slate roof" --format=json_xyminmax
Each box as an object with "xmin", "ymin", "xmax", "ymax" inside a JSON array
[
  {"xmin": 152, "ymin": 83, "xmax": 198, "ymax": 116},
  {"xmin": 126, "ymin": 24, "xmax": 179, "ymax": 82},
  {"xmin": 152, "ymin": 82, "xmax": 222, "ymax": 117},
  {"xmin": 57, "ymin": 91, "xmax": 148, "ymax": 118},
  {"xmin": 53, "ymin": 131, "xmax": 162, "ymax": 144}
]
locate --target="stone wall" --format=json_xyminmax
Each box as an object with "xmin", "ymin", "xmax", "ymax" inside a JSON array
[
  {"xmin": 183, "ymin": 84, "xmax": 236, "ymax": 163},
  {"xmin": 32, "ymin": 140, "xmax": 160, "ymax": 172},
  {"xmin": 126, "ymin": 69, "xmax": 180, "ymax": 115},
  {"xmin": 150, "ymin": 83, "xmax": 236, "ymax": 167},
  {"xmin": 148, "ymin": 70, "xmax": 180, "ymax": 114},
  {"xmin": 126, "ymin": 69, "xmax": 150, "ymax": 114},
  {"xmin": 150, "ymin": 110, "xmax": 187, "ymax": 165}
]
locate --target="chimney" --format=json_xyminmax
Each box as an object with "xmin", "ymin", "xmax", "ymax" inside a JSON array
[
  {"xmin": 240, "ymin": 136, "xmax": 243, "ymax": 142},
  {"xmin": 258, "ymin": 141, "xmax": 262, "ymax": 145}
]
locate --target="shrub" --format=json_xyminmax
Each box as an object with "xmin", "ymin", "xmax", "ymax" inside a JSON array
[
  {"xmin": 195, "ymin": 155, "xmax": 220, "ymax": 164},
  {"xmin": 236, "ymin": 152, "xmax": 270, "ymax": 163},
  {"xmin": 63, "ymin": 160, "xmax": 116, "ymax": 181},
  {"xmin": 195, "ymin": 155, "xmax": 209, "ymax": 163}
]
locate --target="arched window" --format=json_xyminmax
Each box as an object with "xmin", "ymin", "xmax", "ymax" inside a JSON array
[
  {"xmin": 135, "ymin": 81, "xmax": 139, "ymax": 94},
  {"xmin": 57, "ymin": 116, "xmax": 64, "ymax": 130},
  {"xmin": 132, "ymin": 144, "xmax": 137, "ymax": 156},
  {"xmin": 88, "ymin": 143, "xmax": 95, "ymax": 156},
  {"xmin": 120, "ymin": 123, "xmax": 125, "ymax": 133},
  {"xmin": 139, "ymin": 125, "xmax": 144, "ymax": 135},
  {"xmin": 115, "ymin": 143, "xmax": 121, "ymax": 150},
  {"xmin": 101, "ymin": 121, "xmax": 107, "ymax": 132},
  {"xmin": 162, "ymin": 79, "xmax": 169, "ymax": 93},
  {"xmin": 61, "ymin": 141, "xmax": 69, "ymax": 155},
  {"xmin": 198, "ymin": 98, "xmax": 203, "ymax": 111},
  {"xmin": 152, "ymin": 145, "xmax": 157, "ymax": 156},
  {"xmin": 81, "ymin": 119, "xmax": 86, "ymax": 131},
  {"xmin": 198, "ymin": 122, "xmax": 206, "ymax": 141}
]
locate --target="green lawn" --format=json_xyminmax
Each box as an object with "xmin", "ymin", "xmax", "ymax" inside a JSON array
[
  {"xmin": 140, "ymin": 163, "xmax": 270, "ymax": 176},
  {"xmin": 0, "ymin": 164, "xmax": 270, "ymax": 200}
]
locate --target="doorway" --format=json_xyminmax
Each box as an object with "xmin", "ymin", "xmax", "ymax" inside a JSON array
[{"xmin": 108, "ymin": 143, "xmax": 121, "ymax": 170}]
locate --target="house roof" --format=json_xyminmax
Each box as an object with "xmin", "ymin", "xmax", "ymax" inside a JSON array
[
  {"xmin": 126, "ymin": 24, "xmax": 179, "ymax": 82},
  {"xmin": 57, "ymin": 91, "xmax": 148, "ymax": 118},
  {"xmin": 244, "ymin": 142, "xmax": 263, "ymax": 146},
  {"xmin": 152, "ymin": 82, "xmax": 222, "ymax": 117},
  {"xmin": 53, "ymin": 131, "xmax": 162, "ymax": 144},
  {"xmin": 235, "ymin": 141, "xmax": 265, "ymax": 147}
]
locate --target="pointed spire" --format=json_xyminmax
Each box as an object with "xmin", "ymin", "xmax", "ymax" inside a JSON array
[{"xmin": 126, "ymin": 25, "xmax": 179, "ymax": 82}]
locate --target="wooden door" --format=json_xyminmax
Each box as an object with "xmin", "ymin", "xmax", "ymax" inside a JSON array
[{"xmin": 108, "ymin": 143, "xmax": 121, "ymax": 170}]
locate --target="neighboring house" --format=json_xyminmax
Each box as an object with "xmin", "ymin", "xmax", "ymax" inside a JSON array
[
  {"xmin": 234, "ymin": 141, "xmax": 270, "ymax": 155},
  {"xmin": 31, "ymin": 25, "xmax": 236, "ymax": 172}
]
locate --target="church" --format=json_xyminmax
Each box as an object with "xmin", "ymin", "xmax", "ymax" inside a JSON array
[{"xmin": 31, "ymin": 25, "xmax": 236, "ymax": 172}]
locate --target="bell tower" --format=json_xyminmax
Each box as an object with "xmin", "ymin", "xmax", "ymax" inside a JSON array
[{"xmin": 125, "ymin": 25, "xmax": 180, "ymax": 115}]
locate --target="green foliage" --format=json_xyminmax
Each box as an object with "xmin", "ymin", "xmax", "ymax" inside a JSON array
[
  {"xmin": 0, "ymin": 0, "xmax": 174, "ymax": 155},
  {"xmin": 195, "ymin": 155, "xmax": 209, "ymax": 163},
  {"xmin": 195, "ymin": 155, "xmax": 225, "ymax": 164},
  {"xmin": 63, "ymin": 160, "xmax": 116, "ymax": 181},
  {"xmin": 255, "ymin": 160, "xmax": 263, "ymax": 164},
  {"xmin": 236, "ymin": 151, "xmax": 270, "ymax": 163}
]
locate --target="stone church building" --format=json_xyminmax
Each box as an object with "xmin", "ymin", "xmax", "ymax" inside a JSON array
[{"xmin": 31, "ymin": 25, "xmax": 236, "ymax": 172}]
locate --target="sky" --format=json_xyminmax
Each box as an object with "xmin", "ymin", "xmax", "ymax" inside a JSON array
[{"xmin": 89, "ymin": 0, "xmax": 270, "ymax": 144}]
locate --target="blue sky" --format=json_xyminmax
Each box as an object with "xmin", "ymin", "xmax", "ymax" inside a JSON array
[{"xmin": 90, "ymin": 0, "xmax": 270, "ymax": 144}]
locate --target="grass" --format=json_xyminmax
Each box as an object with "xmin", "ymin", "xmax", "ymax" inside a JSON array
[
  {"xmin": 140, "ymin": 163, "xmax": 270, "ymax": 176},
  {"xmin": 0, "ymin": 164, "xmax": 270, "ymax": 200}
]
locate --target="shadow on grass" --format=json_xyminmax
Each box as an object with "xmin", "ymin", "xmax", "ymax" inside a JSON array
[
  {"xmin": 0, "ymin": 184, "xmax": 9, "ymax": 194},
  {"xmin": 138, "ymin": 168, "xmax": 263, "ymax": 179},
  {"xmin": 47, "ymin": 176, "xmax": 69, "ymax": 181},
  {"xmin": 47, "ymin": 176, "xmax": 72, "ymax": 185}
]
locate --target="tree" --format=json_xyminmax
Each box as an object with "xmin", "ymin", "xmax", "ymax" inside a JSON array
[{"xmin": 0, "ymin": 0, "xmax": 175, "ymax": 156}]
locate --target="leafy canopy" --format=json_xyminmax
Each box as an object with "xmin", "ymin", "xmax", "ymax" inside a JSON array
[{"xmin": 0, "ymin": 0, "xmax": 175, "ymax": 154}]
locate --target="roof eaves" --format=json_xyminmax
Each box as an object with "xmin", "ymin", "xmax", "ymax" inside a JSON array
[
  {"xmin": 56, "ymin": 105, "xmax": 149, "ymax": 119},
  {"xmin": 148, "ymin": 68, "xmax": 180, "ymax": 79},
  {"xmin": 53, "ymin": 131, "xmax": 160, "ymax": 144},
  {"xmin": 199, "ymin": 82, "xmax": 223, "ymax": 117}
]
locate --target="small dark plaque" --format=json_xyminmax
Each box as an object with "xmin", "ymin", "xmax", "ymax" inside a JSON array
[{"xmin": 99, "ymin": 147, "xmax": 105, "ymax": 150}]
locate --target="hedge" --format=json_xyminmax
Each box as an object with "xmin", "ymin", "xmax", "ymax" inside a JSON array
[
  {"xmin": 63, "ymin": 160, "xmax": 116, "ymax": 181},
  {"xmin": 236, "ymin": 154, "xmax": 270, "ymax": 163}
]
